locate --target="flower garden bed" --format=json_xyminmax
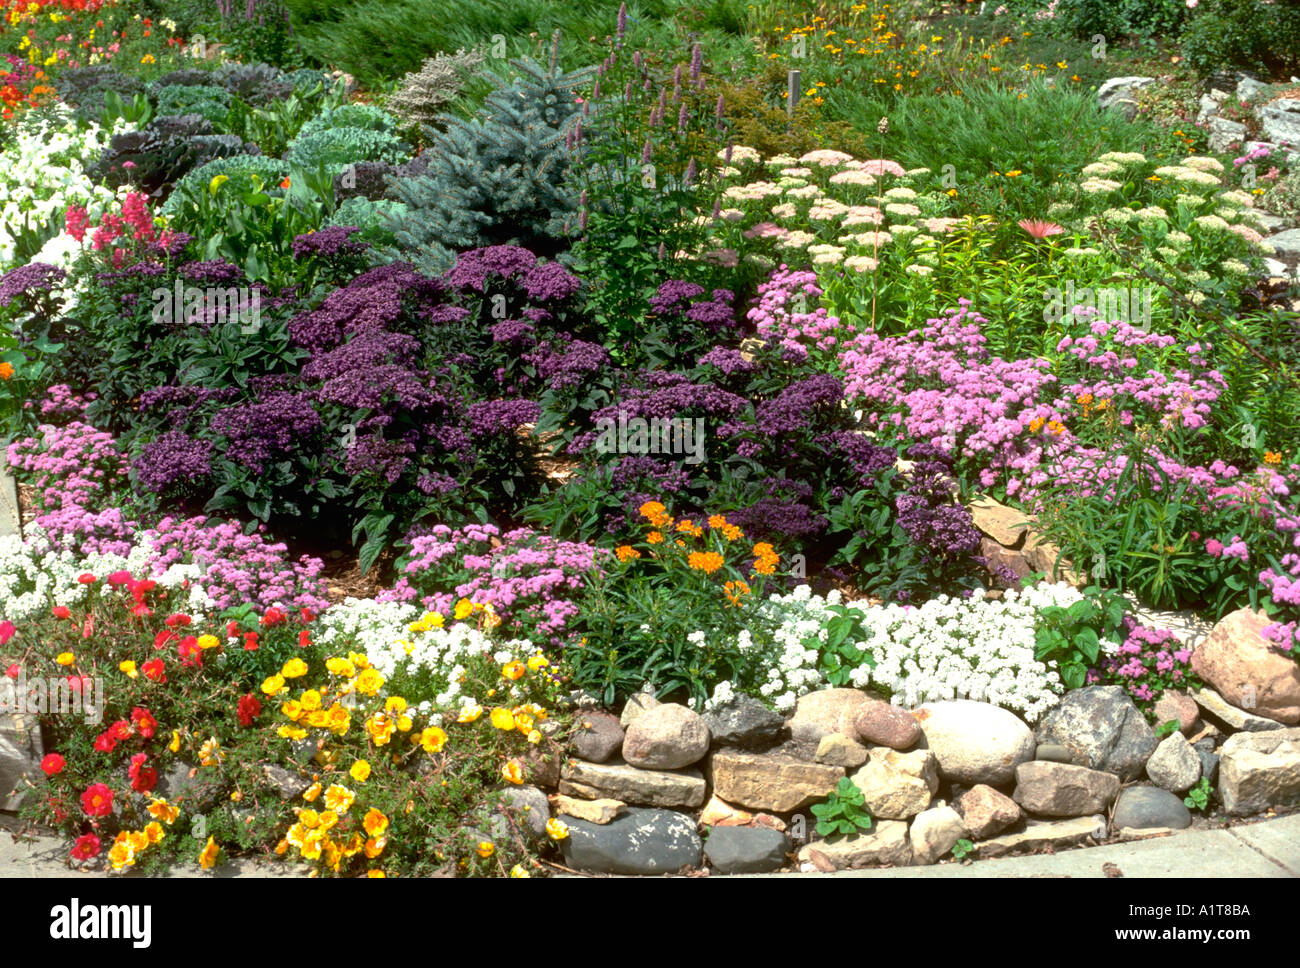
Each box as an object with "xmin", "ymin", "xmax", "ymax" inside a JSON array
[{"xmin": 0, "ymin": 0, "xmax": 1299, "ymax": 878}]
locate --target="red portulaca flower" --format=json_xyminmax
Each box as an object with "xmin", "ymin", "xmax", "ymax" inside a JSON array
[
  {"xmin": 237, "ymin": 694, "xmax": 262, "ymax": 727},
  {"xmin": 0, "ymin": 620, "xmax": 14, "ymax": 644},
  {"xmin": 41, "ymin": 753, "xmax": 65, "ymax": 776},
  {"xmin": 142, "ymin": 659, "xmax": 166, "ymax": 683},
  {"xmin": 71, "ymin": 834, "xmax": 101, "ymax": 861},
  {"xmin": 80, "ymin": 783, "xmax": 114, "ymax": 818}
]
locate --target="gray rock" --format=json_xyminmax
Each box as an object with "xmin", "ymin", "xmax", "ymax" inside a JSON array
[
  {"xmin": 500, "ymin": 785, "xmax": 550, "ymax": 838},
  {"xmin": 703, "ymin": 696, "xmax": 785, "ymax": 749},
  {"xmin": 1097, "ymin": 76, "xmax": 1155, "ymax": 120},
  {"xmin": 704, "ymin": 825, "xmax": 792, "ymax": 873},
  {"xmin": 1194, "ymin": 687, "xmax": 1286, "ymax": 733},
  {"xmin": 1218, "ymin": 726, "xmax": 1300, "ymax": 816},
  {"xmin": 1193, "ymin": 737, "xmax": 1220, "ymax": 785},
  {"xmin": 1264, "ymin": 228, "xmax": 1300, "ymax": 258},
  {"xmin": 1255, "ymin": 211, "xmax": 1290, "ymax": 233},
  {"xmin": 1196, "ymin": 94, "xmax": 1220, "ymax": 125},
  {"xmin": 1208, "ymin": 117, "xmax": 1247, "ymax": 153},
  {"xmin": 1034, "ymin": 685, "xmax": 1157, "ymax": 781},
  {"xmin": 1259, "ymin": 99, "xmax": 1300, "ymax": 148},
  {"xmin": 798, "ymin": 819, "xmax": 912, "ymax": 870},
  {"xmin": 953, "ymin": 784, "xmax": 1022, "ymax": 839},
  {"xmin": 976, "ymin": 816, "xmax": 1102, "ymax": 858},
  {"xmin": 912, "ymin": 699, "xmax": 1036, "ymax": 786},
  {"xmin": 1112, "ymin": 785, "xmax": 1192, "ymax": 831},
  {"xmin": 850, "ymin": 747, "xmax": 939, "ymax": 820},
  {"xmin": 789, "ymin": 688, "xmax": 870, "ymax": 744},
  {"xmin": 570, "ymin": 710, "xmax": 624, "ymax": 763},
  {"xmin": 157, "ymin": 760, "xmax": 206, "ymax": 805},
  {"xmin": 1035, "ymin": 743, "xmax": 1075, "ymax": 764},
  {"xmin": 1152, "ymin": 691, "xmax": 1200, "ymax": 736},
  {"xmin": 0, "ymin": 712, "xmax": 42, "ymax": 811},
  {"xmin": 261, "ymin": 764, "xmax": 310, "ymax": 800},
  {"xmin": 1145, "ymin": 733, "xmax": 1201, "ymax": 793},
  {"xmin": 1012, "ymin": 761, "xmax": 1120, "ymax": 817},
  {"xmin": 709, "ymin": 751, "xmax": 843, "ymax": 813},
  {"xmin": 559, "ymin": 759, "xmax": 706, "ymax": 809},
  {"xmin": 561, "ymin": 807, "xmax": 702, "ymax": 874},
  {"xmin": 1237, "ymin": 75, "xmax": 1268, "ymax": 102}
]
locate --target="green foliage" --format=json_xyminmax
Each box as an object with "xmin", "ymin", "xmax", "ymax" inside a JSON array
[
  {"xmin": 151, "ymin": 83, "xmax": 234, "ymax": 124},
  {"xmin": 387, "ymin": 49, "xmax": 486, "ymax": 131},
  {"xmin": 951, "ymin": 838, "xmax": 975, "ymax": 860},
  {"xmin": 1181, "ymin": 0, "xmax": 1300, "ymax": 78},
  {"xmin": 810, "ymin": 777, "xmax": 874, "ymax": 839},
  {"xmin": 384, "ymin": 56, "xmax": 591, "ymax": 275},
  {"xmin": 296, "ymin": 103, "xmax": 399, "ymax": 141},
  {"xmin": 1183, "ymin": 776, "xmax": 1213, "ymax": 811},
  {"xmin": 161, "ymin": 154, "xmax": 291, "ymax": 218},
  {"xmin": 814, "ymin": 603, "xmax": 877, "ymax": 687},
  {"xmin": 1154, "ymin": 719, "xmax": 1180, "ymax": 739},
  {"xmin": 1033, "ymin": 585, "xmax": 1129, "ymax": 689},
  {"xmin": 284, "ymin": 126, "xmax": 412, "ymax": 178}
]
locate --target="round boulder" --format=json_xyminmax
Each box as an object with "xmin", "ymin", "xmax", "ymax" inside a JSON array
[
  {"xmin": 622, "ymin": 703, "xmax": 710, "ymax": 770},
  {"xmin": 912, "ymin": 700, "xmax": 1036, "ymax": 787}
]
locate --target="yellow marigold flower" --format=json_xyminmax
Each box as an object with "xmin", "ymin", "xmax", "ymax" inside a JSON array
[
  {"xmin": 501, "ymin": 660, "xmax": 526, "ymax": 681},
  {"xmin": 55, "ymin": 652, "xmax": 74, "ymax": 666},
  {"xmin": 325, "ymin": 784, "xmax": 355, "ymax": 813},
  {"xmin": 476, "ymin": 840, "xmax": 495, "ymax": 858},
  {"xmin": 281, "ymin": 658, "xmax": 309, "ymax": 679},
  {"xmin": 198, "ymin": 836, "xmax": 220, "ymax": 870},
  {"xmin": 196, "ymin": 634, "xmax": 220, "ymax": 650},
  {"xmin": 363, "ymin": 809, "xmax": 388, "ymax": 838},
  {"xmin": 350, "ymin": 760, "xmax": 371, "ymax": 783},
  {"xmin": 144, "ymin": 821, "xmax": 165, "ymax": 845},
  {"xmin": 527, "ymin": 654, "xmax": 549, "ymax": 671},
  {"xmin": 453, "ymin": 598, "xmax": 474, "ymax": 621},
  {"xmin": 353, "ymin": 668, "xmax": 385, "ymax": 696},
  {"xmin": 647, "ymin": 530, "xmax": 664, "ymax": 544},
  {"xmin": 119, "ymin": 660, "xmax": 137, "ymax": 679},
  {"xmin": 687, "ymin": 551, "xmax": 724, "ymax": 574},
  {"xmin": 546, "ymin": 818, "xmax": 569, "ymax": 841},
  {"xmin": 325, "ymin": 657, "xmax": 355, "ymax": 677},
  {"xmin": 615, "ymin": 544, "xmax": 641, "ymax": 562},
  {"xmin": 420, "ymin": 726, "xmax": 448, "ymax": 753},
  {"xmin": 490, "ymin": 707, "xmax": 516, "ymax": 730},
  {"xmin": 261, "ymin": 674, "xmax": 287, "ymax": 696},
  {"xmin": 147, "ymin": 798, "xmax": 179, "ymax": 824},
  {"xmin": 502, "ymin": 760, "xmax": 524, "ymax": 784}
]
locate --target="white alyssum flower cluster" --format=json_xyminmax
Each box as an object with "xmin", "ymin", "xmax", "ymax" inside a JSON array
[
  {"xmin": 0, "ymin": 525, "xmax": 214, "ymax": 620},
  {"xmin": 702, "ymin": 583, "xmax": 1084, "ymax": 721}
]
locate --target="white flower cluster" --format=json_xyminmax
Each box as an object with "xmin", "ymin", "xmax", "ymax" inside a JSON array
[
  {"xmin": 0, "ymin": 526, "xmax": 216, "ymax": 620},
  {"xmin": 701, "ymin": 583, "xmax": 1084, "ymax": 722},
  {"xmin": 0, "ymin": 106, "xmax": 134, "ymax": 269}
]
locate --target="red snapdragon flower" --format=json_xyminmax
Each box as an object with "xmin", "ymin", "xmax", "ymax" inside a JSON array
[
  {"xmin": 261, "ymin": 607, "xmax": 287, "ymax": 627},
  {"xmin": 243, "ymin": 632, "xmax": 259, "ymax": 651}
]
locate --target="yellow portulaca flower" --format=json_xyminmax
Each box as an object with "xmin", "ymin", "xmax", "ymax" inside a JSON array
[
  {"xmin": 475, "ymin": 840, "xmax": 495, "ymax": 858},
  {"xmin": 325, "ymin": 657, "xmax": 356, "ymax": 678},
  {"xmin": 353, "ymin": 668, "xmax": 385, "ymax": 696},
  {"xmin": 168, "ymin": 731, "xmax": 181, "ymax": 753},
  {"xmin": 363, "ymin": 809, "xmax": 388, "ymax": 838},
  {"xmin": 55, "ymin": 652, "xmax": 74, "ymax": 667},
  {"xmin": 119, "ymin": 660, "xmax": 138, "ymax": 679},
  {"xmin": 501, "ymin": 661, "xmax": 526, "ymax": 681},
  {"xmin": 545, "ymin": 818, "xmax": 569, "ymax": 841},
  {"xmin": 302, "ymin": 782, "xmax": 322, "ymax": 802},
  {"xmin": 196, "ymin": 634, "xmax": 220, "ymax": 650},
  {"xmin": 457, "ymin": 703, "xmax": 483, "ymax": 723},
  {"xmin": 453, "ymin": 598, "xmax": 474, "ymax": 621},
  {"xmin": 510, "ymin": 864, "xmax": 530, "ymax": 878},
  {"xmin": 420, "ymin": 726, "xmax": 448, "ymax": 753},
  {"xmin": 281, "ymin": 700, "xmax": 303, "ymax": 721},
  {"xmin": 501, "ymin": 761, "xmax": 524, "ymax": 785},
  {"xmin": 261, "ymin": 674, "xmax": 287, "ymax": 696},
  {"xmin": 281, "ymin": 658, "xmax": 309, "ymax": 679},
  {"xmin": 527, "ymin": 654, "xmax": 549, "ymax": 672},
  {"xmin": 350, "ymin": 760, "xmax": 371, "ymax": 783},
  {"xmin": 490, "ymin": 707, "xmax": 515, "ymax": 731},
  {"xmin": 198, "ymin": 836, "xmax": 220, "ymax": 870},
  {"xmin": 325, "ymin": 785, "xmax": 355, "ymax": 814}
]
